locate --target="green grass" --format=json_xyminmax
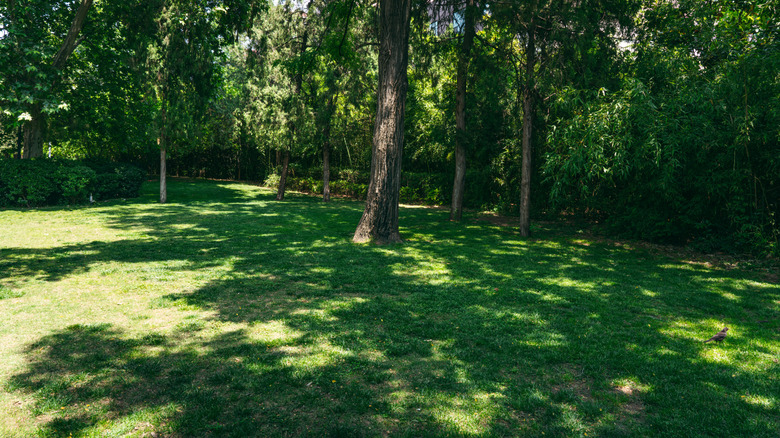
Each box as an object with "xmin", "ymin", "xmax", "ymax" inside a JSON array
[{"xmin": 1, "ymin": 178, "xmax": 778, "ymax": 437}]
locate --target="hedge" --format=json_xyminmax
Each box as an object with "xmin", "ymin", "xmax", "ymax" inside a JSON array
[{"xmin": 0, "ymin": 159, "xmax": 146, "ymax": 208}]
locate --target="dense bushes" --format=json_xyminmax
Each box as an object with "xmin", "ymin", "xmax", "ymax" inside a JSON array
[
  {"xmin": 82, "ymin": 160, "xmax": 146, "ymax": 200},
  {"xmin": 544, "ymin": 76, "xmax": 779, "ymax": 255},
  {"xmin": 0, "ymin": 159, "xmax": 146, "ymax": 207},
  {"xmin": 277, "ymin": 170, "xmax": 461, "ymax": 205},
  {"xmin": 270, "ymin": 172, "xmax": 369, "ymax": 200}
]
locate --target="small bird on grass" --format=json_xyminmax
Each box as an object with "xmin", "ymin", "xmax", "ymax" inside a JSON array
[{"xmin": 704, "ymin": 327, "xmax": 729, "ymax": 343}]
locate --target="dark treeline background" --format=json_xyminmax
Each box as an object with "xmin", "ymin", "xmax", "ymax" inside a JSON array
[{"xmin": 1, "ymin": 0, "xmax": 778, "ymax": 254}]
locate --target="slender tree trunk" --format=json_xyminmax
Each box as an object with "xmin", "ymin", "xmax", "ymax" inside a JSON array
[
  {"xmin": 22, "ymin": 0, "xmax": 93, "ymax": 158},
  {"xmin": 518, "ymin": 26, "xmax": 535, "ymax": 237},
  {"xmin": 276, "ymin": 149, "xmax": 290, "ymax": 200},
  {"xmin": 450, "ymin": 0, "xmax": 476, "ymax": 221},
  {"xmin": 160, "ymin": 143, "xmax": 167, "ymax": 203},
  {"xmin": 322, "ymin": 95, "xmax": 334, "ymax": 202},
  {"xmin": 15, "ymin": 126, "xmax": 22, "ymax": 159},
  {"xmin": 275, "ymin": 4, "xmax": 311, "ymax": 201},
  {"xmin": 353, "ymin": 0, "xmax": 412, "ymax": 244},
  {"xmin": 159, "ymin": 105, "xmax": 167, "ymax": 204}
]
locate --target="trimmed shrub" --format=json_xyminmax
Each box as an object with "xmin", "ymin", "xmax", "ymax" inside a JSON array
[
  {"xmin": 0, "ymin": 159, "xmax": 59, "ymax": 207},
  {"xmin": 81, "ymin": 160, "xmax": 146, "ymax": 200},
  {"xmin": 55, "ymin": 164, "xmax": 96, "ymax": 204},
  {"xmin": 0, "ymin": 159, "xmax": 146, "ymax": 207}
]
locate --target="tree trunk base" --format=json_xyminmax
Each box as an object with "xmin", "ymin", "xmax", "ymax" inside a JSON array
[
  {"xmin": 352, "ymin": 224, "xmax": 403, "ymax": 245},
  {"xmin": 276, "ymin": 150, "xmax": 290, "ymax": 201}
]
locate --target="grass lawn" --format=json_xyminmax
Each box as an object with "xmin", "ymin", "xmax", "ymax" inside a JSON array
[{"xmin": 1, "ymin": 178, "xmax": 778, "ymax": 437}]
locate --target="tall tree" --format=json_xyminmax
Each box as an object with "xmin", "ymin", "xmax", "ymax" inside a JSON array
[
  {"xmin": 146, "ymin": 0, "xmax": 259, "ymax": 203},
  {"xmin": 491, "ymin": 0, "xmax": 635, "ymax": 236},
  {"xmin": 0, "ymin": 0, "xmax": 93, "ymax": 159},
  {"xmin": 352, "ymin": 0, "xmax": 412, "ymax": 244},
  {"xmin": 518, "ymin": 15, "xmax": 534, "ymax": 237},
  {"xmin": 449, "ymin": 0, "xmax": 477, "ymax": 220},
  {"xmin": 277, "ymin": 0, "xmax": 314, "ymax": 201},
  {"xmin": 319, "ymin": 87, "xmax": 337, "ymax": 202}
]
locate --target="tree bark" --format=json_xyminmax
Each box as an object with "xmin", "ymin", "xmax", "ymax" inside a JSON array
[
  {"xmin": 15, "ymin": 126, "xmax": 22, "ymax": 159},
  {"xmin": 22, "ymin": 0, "xmax": 93, "ymax": 158},
  {"xmin": 322, "ymin": 95, "xmax": 334, "ymax": 202},
  {"xmin": 52, "ymin": 0, "xmax": 93, "ymax": 70},
  {"xmin": 160, "ymin": 143, "xmax": 167, "ymax": 203},
  {"xmin": 276, "ymin": 149, "xmax": 290, "ymax": 200},
  {"xmin": 22, "ymin": 103, "xmax": 44, "ymax": 159},
  {"xmin": 159, "ymin": 105, "xmax": 168, "ymax": 203},
  {"xmin": 450, "ymin": 0, "xmax": 476, "ymax": 221},
  {"xmin": 518, "ymin": 25, "xmax": 535, "ymax": 237},
  {"xmin": 352, "ymin": 0, "xmax": 412, "ymax": 244}
]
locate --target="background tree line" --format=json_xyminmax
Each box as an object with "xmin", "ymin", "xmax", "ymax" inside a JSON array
[{"xmin": 1, "ymin": 0, "xmax": 777, "ymax": 253}]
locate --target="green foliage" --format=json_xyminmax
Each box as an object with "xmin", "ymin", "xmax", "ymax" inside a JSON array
[
  {"xmin": 542, "ymin": 0, "xmax": 778, "ymax": 255},
  {"xmin": 0, "ymin": 159, "xmax": 59, "ymax": 207},
  {"xmin": 400, "ymin": 172, "xmax": 449, "ymax": 205},
  {"xmin": 262, "ymin": 173, "xmax": 281, "ymax": 190},
  {"xmin": 83, "ymin": 161, "xmax": 146, "ymax": 200},
  {"xmin": 328, "ymin": 180, "xmax": 368, "ymax": 200},
  {"xmin": 0, "ymin": 0, "xmax": 80, "ymax": 122},
  {"xmin": 0, "ymin": 159, "xmax": 146, "ymax": 207},
  {"xmin": 544, "ymin": 66, "xmax": 778, "ymax": 254},
  {"xmin": 55, "ymin": 164, "xmax": 96, "ymax": 204},
  {"xmin": 286, "ymin": 176, "xmax": 317, "ymax": 193}
]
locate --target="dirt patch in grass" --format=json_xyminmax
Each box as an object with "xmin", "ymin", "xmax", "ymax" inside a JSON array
[{"xmin": 613, "ymin": 382, "xmax": 647, "ymax": 432}]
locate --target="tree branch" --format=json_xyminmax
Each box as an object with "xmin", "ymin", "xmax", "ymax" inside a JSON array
[
  {"xmin": 338, "ymin": 0, "xmax": 355, "ymax": 58},
  {"xmin": 52, "ymin": 0, "xmax": 93, "ymax": 70}
]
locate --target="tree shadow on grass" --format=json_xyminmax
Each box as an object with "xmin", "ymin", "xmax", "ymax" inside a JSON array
[
  {"xmin": 9, "ymin": 323, "xmax": 400, "ymax": 437},
  {"xmin": 5, "ymin": 179, "xmax": 780, "ymax": 437}
]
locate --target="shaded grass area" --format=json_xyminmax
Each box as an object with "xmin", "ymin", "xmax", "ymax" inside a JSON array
[{"xmin": 1, "ymin": 178, "xmax": 779, "ymax": 437}]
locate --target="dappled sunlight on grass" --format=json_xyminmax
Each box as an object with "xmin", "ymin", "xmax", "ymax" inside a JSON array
[
  {"xmin": 274, "ymin": 340, "xmax": 354, "ymax": 377},
  {"xmin": 537, "ymin": 276, "xmax": 602, "ymax": 292},
  {"xmin": 246, "ymin": 320, "xmax": 304, "ymax": 343},
  {"xmin": 1, "ymin": 179, "xmax": 778, "ymax": 437},
  {"xmin": 427, "ymin": 392, "xmax": 503, "ymax": 436},
  {"xmin": 743, "ymin": 394, "xmax": 776, "ymax": 409}
]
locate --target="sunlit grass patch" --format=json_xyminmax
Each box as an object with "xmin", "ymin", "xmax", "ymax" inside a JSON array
[{"xmin": 0, "ymin": 285, "xmax": 24, "ymax": 300}]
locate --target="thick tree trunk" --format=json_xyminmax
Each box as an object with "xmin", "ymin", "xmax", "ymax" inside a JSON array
[
  {"xmin": 22, "ymin": 103, "xmax": 44, "ymax": 159},
  {"xmin": 518, "ymin": 26, "xmax": 535, "ymax": 238},
  {"xmin": 276, "ymin": 150, "xmax": 290, "ymax": 201},
  {"xmin": 353, "ymin": 0, "xmax": 412, "ymax": 244},
  {"xmin": 22, "ymin": 0, "xmax": 92, "ymax": 158},
  {"xmin": 450, "ymin": 0, "xmax": 476, "ymax": 221}
]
